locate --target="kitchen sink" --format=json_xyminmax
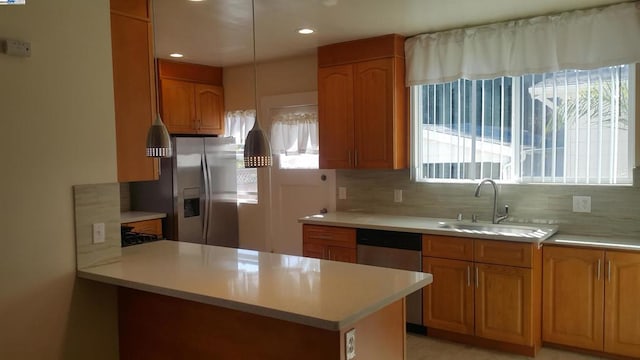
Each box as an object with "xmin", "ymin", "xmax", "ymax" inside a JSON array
[{"xmin": 437, "ymin": 222, "xmax": 557, "ymax": 241}]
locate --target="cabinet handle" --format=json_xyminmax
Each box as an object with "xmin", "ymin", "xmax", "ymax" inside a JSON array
[
  {"xmin": 467, "ymin": 265, "xmax": 471, "ymax": 287},
  {"xmin": 313, "ymin": 235, "xmax": 333, "ymax": 240},
  {"xmin": 475, "ymin": 266, "xmax": 479, "ymax": 288},
  {"xmin": 608, "ymin": 260, "xmax": 612, "ymax": 283},
  {"xmin": 597, "ymin": 259, "xmax": 601, "ymax": 280},
  {"xmin": 327, "ymin": 248, "xmax": 332, "ymax": 260}
]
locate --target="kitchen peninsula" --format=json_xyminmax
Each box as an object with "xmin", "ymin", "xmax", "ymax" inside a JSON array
[{"xmin": 78, "ymin": 240, "xmax": 432, "ymax": 360}]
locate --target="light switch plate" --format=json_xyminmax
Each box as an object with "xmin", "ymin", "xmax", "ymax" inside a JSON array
[
  {"xmin": 338, "ymin": 187, "xmax": 347, "ymax": 200},
  {"xmin": 394, "ymin": 189, "xmax": 402, "ymax": 203},
  {"xmin": 572, "ymin": 196, "xmax": 591, "ymax": 213},
  {"xmin": 345, "ymin": 328, "xmax": 356, "ymax": 360},
  {"xmin": 92, "ymin": 223, "xmax": 106, "ymax": 244}
]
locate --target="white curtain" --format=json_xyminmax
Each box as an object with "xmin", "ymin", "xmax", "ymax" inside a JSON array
[
  {"xmin": 270, "ymin": 111, "xmax": 319, "ymax": 155},
  {"xmin": 224, "ymin": 110, "xmax": 255, "ymax": 145},
  {"xmin": 405, "ymin": 2, "xmax": 640, "ymax": 85}
]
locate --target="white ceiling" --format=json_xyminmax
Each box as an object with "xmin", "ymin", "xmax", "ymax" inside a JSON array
[{"xmin": 154, "ymin": 0, "xmax": 628, "ymax": 67}]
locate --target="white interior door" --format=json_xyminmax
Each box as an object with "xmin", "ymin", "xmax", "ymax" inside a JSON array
[{"xmin": 261, "ymin": 92, "xmax": 335, "ymax": 255}]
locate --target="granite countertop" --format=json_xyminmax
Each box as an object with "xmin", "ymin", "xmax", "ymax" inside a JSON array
[
  {"xmin": 120, "ymin": 211, "xmax": 166, "ymax": 223},
  {"xmin": 299, "ymin": 211, "xmax": 558, "ymax": 244},
  {"xmin": 77, "ymin": 240, "xmax": 432, "ymax": 331},
  {"xmin": 545, "ymin": 234, "xmax": 640, "ymax": 251}
]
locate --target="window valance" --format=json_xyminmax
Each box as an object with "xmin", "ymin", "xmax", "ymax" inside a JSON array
[
  {"xmin": 405, "ymin": 2, "xmax": 640, "ymax": 85},
  {"xmin": 270, "ymin": 111, "xmax": 319, "ymax": 155},
  {"xmin": 225, "ymin": 110, "xmax": 255, "ymax": 145}
]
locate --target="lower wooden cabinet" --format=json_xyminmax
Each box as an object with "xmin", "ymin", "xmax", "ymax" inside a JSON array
[
  {"xmin": 302, "ymin": 225, "xmax": 356, "ymax": 263},
  {"xmin": 543, "ymin": 245, "xmax": 640, "ymax": 358},
  {"xmin": 123, "ymin": 218, "xmax": 163, "ymax": 237},
  {"xmin": 422, "ymin": 235, "xmax": 540, "ymax": 355}
]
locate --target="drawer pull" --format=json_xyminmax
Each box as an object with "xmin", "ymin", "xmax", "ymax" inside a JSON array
[
  {"xmin": 467, "ymin": 265, "xmax": 471, "ymax": 287},
  {"xmin": 597, "ymin": 259, "xmax": 601, "ymax": 280},
  {"xmin": 475, "ymin": 266, "xmax": 479, "ymax": 288},
  {"xmin": 608, "ymin": 260, "xmax": 612, "ymax": 283}
]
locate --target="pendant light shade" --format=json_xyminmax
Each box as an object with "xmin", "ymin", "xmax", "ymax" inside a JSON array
[
  {"xmin": 243, "ymin": 0, "xmax": 272, "ymax": 168},
  {"xmin": 243, "ymin": 119, "xmax": 272, "ymax": 167},
  {"xmin": 145, "ymin": 113, "xmax": 172, "ymax": 158}
]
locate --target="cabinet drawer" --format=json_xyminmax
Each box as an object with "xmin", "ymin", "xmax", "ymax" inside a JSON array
[
  {"xmin": 423, "ymin": 235, "xmax": 473, "ymax": 261},
  {"xmin": 474, "ymin": 240, "xmax": 532, "ymax": 268},
  {"xmin": 124, "ymin": 219, "xmax": 162, "ymax": 237},
  {"xmin": 303, "ymin": 225, "xmax": 356, "ymax": 248}
]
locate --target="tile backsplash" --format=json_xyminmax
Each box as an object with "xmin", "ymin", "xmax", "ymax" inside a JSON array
[
  {"xmin": 74, "ymin": 183, "xmax": 121, "ymax": 269},
  {"xmin": 337, "ymin": 169, "xmax": 640, "ymax": 238}
]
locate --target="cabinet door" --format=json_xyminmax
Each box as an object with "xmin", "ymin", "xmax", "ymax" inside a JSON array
[
  {"xmin": 542, "ymin": 246, "xmax": 604, "ymax": 351},
  {"xmin": 124, "ymin": 219, "xmax": 163, "ymax": 237},
  {"xmin": 328, "ymin": 246, "xmax": 356, "ymax": 263},
  {"xmin": 318, "ymin": 65, "xmax": 354, "ymax": 169},
  {"xmin": 110, "ymin": 6, "xmax": 158, "ymax": 182},
  {"xmin": 423, "ymin": 257, "xmax": 474, "ymax": 335},
  {"xmin": 160, "ymin": 79, "xmax": 196, "ymax": 134},
  {"xmin": 302, "ymin": 240, "xmax": 326, "ymax": 260},
  {"xmin": 354, "ymin": 59, "xmax": 395, "ymax": 169},
  {"xmin": 475, "ymin": 264, "xmax": 532, "ymax": 346},
  {"xmin": 195, "ymin": 84, "xmax": 224, "ymax": 135},
  {"xmin": 604, "ymin": 251, "xmax": 640, "ymax": 358}
]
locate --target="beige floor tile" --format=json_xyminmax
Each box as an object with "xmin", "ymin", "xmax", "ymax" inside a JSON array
[{"xmin": 407, "ymin": 334, "xmax": 605, "ymax": 360}]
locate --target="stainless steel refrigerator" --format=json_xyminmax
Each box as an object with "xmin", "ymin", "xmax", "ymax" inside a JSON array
[{"xmin": 130, "ymin": 136, "xmax": 239, "ymax": 247}]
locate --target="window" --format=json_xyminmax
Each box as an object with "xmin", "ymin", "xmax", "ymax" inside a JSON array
[
  {"xmin": 413, "ymin": 65, "xmax": 634, "ymax": 184},
  {"xmin": 270, "ymin": 105, "xmax": 319, "ymax": 169},
  {"xmin": 225, "ymin": 110, "xmax": 258, "ymax": 203}
]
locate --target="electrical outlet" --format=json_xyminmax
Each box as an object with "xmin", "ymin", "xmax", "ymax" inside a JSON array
[
  {"xmin": 345, "ymin": 328, "xmax": 356, "ymax": 360},
  {"xmin": 572, "ymin": 196, "xmax": 591, "ymax": 213},
  {"xmin": 394, "ymin": 189, "xmax": 402, "ymax": 203},
  {"xmin": 92, "ymin": 223, "xmax": 106, "ymax": 244},
  {"xmin": 338, "ymin": 187, "xmax": 347, "ymax": 200}
]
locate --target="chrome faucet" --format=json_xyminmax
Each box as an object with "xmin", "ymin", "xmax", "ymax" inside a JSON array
[{"xmin": 474, "ymin": 178, "xmax": 509, "ymax": 224}]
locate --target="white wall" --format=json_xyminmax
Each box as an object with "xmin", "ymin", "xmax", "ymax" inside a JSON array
[
  {"xmin": 0, "ymin": 1, "xmax": 119, "ymax": 359},
  {"xmin": 224, "ymin": 54, "xmax": 317, "ymax": 251}
]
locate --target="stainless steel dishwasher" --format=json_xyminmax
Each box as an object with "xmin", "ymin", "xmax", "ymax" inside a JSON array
[{"xmin": 356, "ymin": 228, "xmax": 424, "ymax": 332}]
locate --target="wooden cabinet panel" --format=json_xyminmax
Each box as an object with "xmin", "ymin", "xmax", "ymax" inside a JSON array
[
  {"xmin": 302, "ymin": 225, "xmax": 356, "ymax": 264},
  {"xmin": 604, "ymin": 251, "xmax": 640, "ymax": 358},
  {"xmin": 160, "ymin": 79, "xmax": 196, "ymax": 134},
  {"xmin": 124, "ymin": 219, "xmax": 163, "ymax": 237},
  {"xmin": 318, "ymin": 65, "xmax": 354, "ymax": 169},
  {"xmin": 302, "ymin": 240, "xmax": 326, "ymax": 260},
  {"xmin": 110, "ymin": 1, "xmax": 158, "ymax": 182},
  {"xmin": 475, "ymin": 263, "xmax": 532, "ymax": 346},
  {"xmin": 475, "ymin": 240, "xmax": 532, "ymax": 268},
  {"xmin": 354, "ymin": 59, "xmax": 395, "ymax": 169},
  {"xmin": 423, "ymin": 257, "xmax": 474, "ymax": 335},
  {"xmin": 542, "ymin": 246, "xmax": 604, "ymax": 351},
  {"xmin": 422, "ymin": 235, "xmax": 474, "ymax": 261},
  {"xmin": 110, "ymin": 0, "xmax": 149, "ymax": 17},
  {"xmin": 327, "ymin": 246, "xmax": 356, "ymax": 263},
  {"xmin": 317, "ymin": 35, "xmax": 407, "ymax": 170},
  {"xmin": 195, "ymin": 84, "xmax": 224, "ymax": 135}
]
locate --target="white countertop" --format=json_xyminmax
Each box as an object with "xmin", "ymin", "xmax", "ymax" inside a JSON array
[
  {"xmin": 77, "ymin": 240, "xmax": 432, "ymax": 331},
  {"xmin": 299, "ymin": 211, "xmax": 558, "ymax": 243},
  {"xmin": 120, "ymin": 211, "xmax": 166, "ymax": 223},
  {"xmin": 545, "ymin": 234, "xmax": 640, "ymax": 251}
]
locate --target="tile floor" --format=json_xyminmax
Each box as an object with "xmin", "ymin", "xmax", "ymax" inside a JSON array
[{"xmin": 407, "ymin": 334, "xmax": 605, "ymax": 360}]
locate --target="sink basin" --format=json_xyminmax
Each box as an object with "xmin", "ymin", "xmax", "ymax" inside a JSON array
[{"xmin": 437, "ymin": 222, "xmax": 557, "ymax": 241}]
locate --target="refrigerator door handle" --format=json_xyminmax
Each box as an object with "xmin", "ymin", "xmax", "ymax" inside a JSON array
[{"xmin": 201, "ymin": 153, "xmax": 210, "ymax": 243}]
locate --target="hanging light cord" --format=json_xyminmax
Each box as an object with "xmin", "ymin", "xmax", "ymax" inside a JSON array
[{"xmin": 251, "ymin": 0, "xmax": 258, "ymax": 118}]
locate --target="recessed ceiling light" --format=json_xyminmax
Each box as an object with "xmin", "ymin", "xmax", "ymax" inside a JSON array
[
  {"xmin": 169, "ymin": 53, "xmax": 184, "ymax": 58},
  {"xmin": 297, "ymin": 28, "xmax": 315, "ymax": 35}
]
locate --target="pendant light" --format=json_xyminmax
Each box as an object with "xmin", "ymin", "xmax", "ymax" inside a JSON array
[
  {"xmin": 243, "ymin": 0, "xmax": 272, "ymax": 168},
  {"xmin": 146, "ymin": 1, "xmax": 172, "ymax": 158}
]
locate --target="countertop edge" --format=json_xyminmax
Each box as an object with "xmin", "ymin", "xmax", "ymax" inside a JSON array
[
  {"xmin": 120, "ymin": 211, "xmax": 167, "ymax": 224},
  {"xmin": 78, "ymin": 266, "xmax": 432, "ymax": 331}
]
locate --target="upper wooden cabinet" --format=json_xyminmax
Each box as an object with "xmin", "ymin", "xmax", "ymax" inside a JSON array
[
  {"xmin": 317, "ymin": 34, "xmax": 407, "ymax": 169},
  {"xmin": 543, "ymin": 245, "xmax": 640, "ymax": 358},
  {"xmin": 110, "ymin": 0, "xmax": 158, "ymax": 182},
  {"xmin": 158, "ymin": 59, "xmax": 224, "ymax": 135}
]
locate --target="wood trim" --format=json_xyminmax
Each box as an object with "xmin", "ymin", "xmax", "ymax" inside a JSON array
[
  {"xmin": 544, "ymin": 342, "xmax": 639, "ymax": 360},
  {"xmin": 158, "ymin": 58, "xmax": 223, "ymax": 85},
  {"xmin": 110, "ymin": 0, "xmax": 150, "ymax": 19},
  {"xmin": 427, "ymin": 328, "xmax": 538, "ymax": 357},
  {"xmin": 318, "ymin": 34, "xmax": 405, "ymax": 67},
  {"xmin": 392, "ymin": 56, "xmax": 408, "ymax": 169}
]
